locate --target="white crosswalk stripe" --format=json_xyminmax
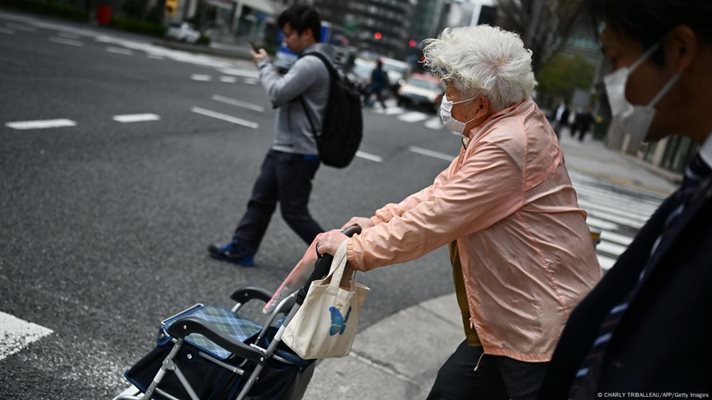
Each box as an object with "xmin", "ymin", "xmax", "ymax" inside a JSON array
[{"xmin": 570, "ymin": 173, "xmax": 665, "ymax": 271}]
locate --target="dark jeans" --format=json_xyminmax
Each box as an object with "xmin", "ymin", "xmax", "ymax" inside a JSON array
[
  {"xmin": 232, "ymin": 149, "xmax": 323, "ymax": 255},
  {"xmin": 426, "ymin": 341, "xmax": 549, "ymax": 400}
]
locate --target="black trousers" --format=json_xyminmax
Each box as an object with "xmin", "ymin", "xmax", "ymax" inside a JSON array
[
  {"xmin": 426, "ymin": 340, "xmax": 549, "ymax": 400},
  {"xmin": 232, "ymin": 149, "xmax": 323, "ymax": 255}
]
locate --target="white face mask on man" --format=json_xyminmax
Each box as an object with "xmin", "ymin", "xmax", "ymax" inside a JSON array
[
  {"xmin": 440, "ymin": 94, "xmax": 478, "ymax": 136},
  {"xmin": 603, "ymin": 42, "xmax": 680, "ymax": 142}
]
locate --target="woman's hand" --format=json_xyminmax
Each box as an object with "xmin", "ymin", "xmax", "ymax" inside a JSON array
[
  {"xmin": 341, "ymin": 216, "xmax": 374, "ymax": 231},
  {"xmin": 316, "ymin": 229, "xmax": 349, "ymax": 256}
]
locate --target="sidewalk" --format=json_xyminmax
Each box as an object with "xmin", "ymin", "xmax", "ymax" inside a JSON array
[{"xmin": 303, "ymin": 130, "xmax": 679, "ymax": 400}]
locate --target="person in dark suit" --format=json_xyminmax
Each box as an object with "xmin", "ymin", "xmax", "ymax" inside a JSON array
[{"xmin": 538, "ymin": 1, "xmax": 712, "ymax": 398}]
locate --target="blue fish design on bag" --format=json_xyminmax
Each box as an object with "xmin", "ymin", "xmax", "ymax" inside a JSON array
[{"xmin": 328, "ymin": 306, "xmax": 352, "ymax": 336}]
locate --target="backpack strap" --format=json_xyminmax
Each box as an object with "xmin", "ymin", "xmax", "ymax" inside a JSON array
[{"xmin": 297, "ymin": 51, "xmax": 336, "ymax": 142}]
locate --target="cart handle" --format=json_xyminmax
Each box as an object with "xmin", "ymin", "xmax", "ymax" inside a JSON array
[{"xmin": 296, "ymin": 224, "xmax": 362, "ymax": 305}]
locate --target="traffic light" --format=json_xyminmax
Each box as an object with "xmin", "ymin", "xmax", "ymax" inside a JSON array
[
  {"xmin": 408, "ymin": 39, "xmax": 417, "ymax": 48},
  {"xmin": 165, "ymin": 0, "xmax": 178, "ymax": 16},
  {"xmin": 373, "ymin": 32, "xmax": 382, "ymax": 40}
]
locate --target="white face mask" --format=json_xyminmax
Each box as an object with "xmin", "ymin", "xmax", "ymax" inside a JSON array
[
  {"xmin": 440, "ymin": 94, "xmax": 478, "ymax": 136},
  {"xmin": 603, "ymin": 43, "xmax": 680, "ymax": 142}
]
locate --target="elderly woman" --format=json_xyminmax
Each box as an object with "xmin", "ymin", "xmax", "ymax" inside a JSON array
[{"xmin": 312, "ymin": 25, "xmax": 601, "ymax": 400}]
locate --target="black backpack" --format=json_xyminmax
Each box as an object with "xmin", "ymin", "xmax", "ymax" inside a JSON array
[{"xmin": 299, "ymin": 52, "xmax": 363, "ymax": 168}]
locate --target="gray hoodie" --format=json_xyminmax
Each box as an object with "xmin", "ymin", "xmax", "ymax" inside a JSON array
[{"xmin": 256, "ymin": 43, "xmax": 334, "ymax": 155}]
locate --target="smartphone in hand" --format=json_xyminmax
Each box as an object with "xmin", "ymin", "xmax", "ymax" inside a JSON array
[{"xmin": 249, "ymin": 41, "xmax": 260, "ymax": 52}]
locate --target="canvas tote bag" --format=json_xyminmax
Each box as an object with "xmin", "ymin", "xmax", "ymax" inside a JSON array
[{"xmin": 282, "ymin": 241, "xmax": 369, "ymax": 359}]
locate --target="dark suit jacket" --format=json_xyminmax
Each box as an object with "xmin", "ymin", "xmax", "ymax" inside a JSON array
[{"xmin": 539, "ymin": 176, "xmax": 712, "ymax": 399}]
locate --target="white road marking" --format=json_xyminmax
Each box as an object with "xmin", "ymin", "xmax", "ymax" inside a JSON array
[
  {"xmin": 398, "ymin": 112, "xmax": 429, "ymax": 123},
  {"xmin": 5, "ymin": 119, "xmax": 76, "ymax": 130},
  {"xmin": 105, "ymin": 46, "xmax": 133, "ymax": 55},
  {"xmin": 49, "ymin": 37, "xmax": 82, "ymax": 47},
  {"xmin": 57, "ymin": 31, "xmax": 80, "ymax": 39},
  {"xmin": 597, "ymin": 240, "xmax": 627, "ymax": 256},
  {"xmin": 0, "ymin": 311, "xmax": 53, "ymax": 361},
  {"xmin": 355, "ymin": 151, "xmax": 383, "ymax": 163},
  {"xmin": 597, "ymin": 255, "xmax": 616, "ymax": 270},
  {"xmin": 409, "ymin": 146, "xmax": 454, "ymax": 162},
  {"xmin": 5, "ymin": 23, "xmax": 35, "ymax": 32},
  {"xmin": 243, "ymin": 78, "xmax": 259, "ymax": 85},
  {"xmin": 425, "ymin": 117, "xmax": 443, "ymax": 130},
  {"xmin": 0, "ymin": 27, "xmax": 14, "ymax": 34},
  {"xmin": 191, "ymin": 74, "xmax": 212, "ymax": 82},
  {"xmin": 383, "ymin": 107, "xmax": 405, "ymax": 115},
  {"xmin": 219, "ymin": 76, "xmax": 237, "ymax": 83},
  {"xmin": 191, "ymin": 107, "xmax": 259, "ymax": 129},
  {"xmin": 218, "ymin": 68, "xmax": 259, "ymax": 79},
  {"xmin": 578, "ymin": 199, "xmax": 651, "ymax": 223},
  {"xmin": 586, "ymin": 216, "xmax": 619, "ymax": 231},
  {"xmin": 586, "ymin": 208, "xmax": 644, "ymax": 229},
  {"xmin": 212, "ymin": 95, "xmax": 265, "ymax": 112},
  {"xmin": 600, "ymin": 230, "xmax": 633, "ymax": 246},
  {"xmin": 147, "ymin": 54, "xmax": 164, "ymax": 60},
  {"xmin": 112, "ymin": 113, "xmax": 161, "ymax": 123}
]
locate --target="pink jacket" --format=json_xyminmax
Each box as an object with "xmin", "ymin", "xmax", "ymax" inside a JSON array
[{"xmin": 347, "ymin": 98, "xmax": 602, "ymax": 362}]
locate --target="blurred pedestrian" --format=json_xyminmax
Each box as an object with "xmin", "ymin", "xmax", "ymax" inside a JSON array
[
  {"xmin": 208, "ymin": 4, "xmax": 332, "ymax": 266},
  {"xmin": 300, "ymin": 25, "xmax": 601, "ymax": 400},
  {"xmin": 363, "ymin": 60, "xmax": 389, "ymax": 109},
  {"xmin": 571, "ymin": 107, "xmax": 595, "ymax": 142},
  {"xmin": 551, "ymin": 100, "xmax": 571, "ymax": 138},
  {"xmin": 539, "ymin": 1, "xmax": 712, "ymax": 398}
]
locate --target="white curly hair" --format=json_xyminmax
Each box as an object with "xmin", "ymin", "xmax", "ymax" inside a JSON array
[{"xmin": 422, "ymin": 25, "xmax": 537, "ymax": 111}]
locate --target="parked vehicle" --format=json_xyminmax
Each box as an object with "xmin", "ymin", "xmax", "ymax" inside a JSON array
[
  {"xmin": 165, "ymin": 22, "xmax": 201, "ymax": 44},
  {"xmin": 396, "ymin": 73, "xmax": 444, "ymax": 112}
]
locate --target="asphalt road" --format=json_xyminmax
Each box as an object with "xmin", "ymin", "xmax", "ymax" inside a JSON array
[{"xmin": 0, "ymin": 11, "xmax": 457, "ymax": 399}]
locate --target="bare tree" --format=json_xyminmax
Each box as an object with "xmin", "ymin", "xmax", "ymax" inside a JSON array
[{"xmin": 496, "ymin": 0, "xmax": 588, "ymax": 73}]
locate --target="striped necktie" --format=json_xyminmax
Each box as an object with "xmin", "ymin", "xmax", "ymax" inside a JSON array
[{"xmin": 569, "ymin": 152, "xmax": 711, "ymax": 398}]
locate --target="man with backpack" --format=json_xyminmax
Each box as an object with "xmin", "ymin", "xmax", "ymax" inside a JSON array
[{"xmin": 208, "ymin": 4, "xmax": 332, "ymax": 266}]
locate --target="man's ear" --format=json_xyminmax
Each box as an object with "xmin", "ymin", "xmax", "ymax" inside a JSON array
[{"xmin": 666, "ymin": 25, "xmax": 699, "ymax": 73}]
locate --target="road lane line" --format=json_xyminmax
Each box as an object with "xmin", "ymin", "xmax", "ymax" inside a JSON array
[
  {"xmin": 105, "ymin": 46, "xmax": 133, "ymax": 55},
  {"xmin": 409, "ymin": 146, "xmax": 454, "ymax": 162},
  {"xmin": 0, "ymin": 311, "xmax": 53, "ymax": 361},
  {"xmin": 191, "ymin": 107, "xmax": 259, "ymax": 129},
  {"xmin": 243, "ymin": 78, "xmax": 259, "ymax": 85},
  {"xmin": 219, "ymin": 76, "xmax": 237, "ymax": 83},
  {"xmin": 5, "ymin": 119, "xmax": 76, "ymax": 130},
  {"xmin": 112, "ymin": 113, "xmax": 161, "ymax": 123},
  {"xmin": 49, "ymin": 37, "xmax": 82, "ymax": 47},
  {"xmin": 147, "ymin": 54, "xmax": 164, "ymax": 60},
  {"xmin": 5, "ymin": 23, "xmax": 36, "ymax": 32},
  {"xmin": 212, "ymin": 95, "xmax": 265, "ymax": 112},
  {"xmin": 218, "ymin": 68, "xmax": 259, "ymax": 79},
  {"xmin": 191, "ymin": 74, "xmax": 212, "ymax": 81},
  {"xmin": 398, "ymin": 112, "xmax": 429, "ymax": 123},
  {"xmin": 58, "ymin": 32, "xmax": 80, "ymax": 39},
  {"xmin": 356, "ymin": 151, "xmax": 383, "ymax": 163}
]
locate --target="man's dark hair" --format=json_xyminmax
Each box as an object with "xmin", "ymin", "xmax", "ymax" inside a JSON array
[
  {"xmin": 278, "ymin": 4, "xmax": 322, "ymax": 42},
  {"xmin": 587, "ymin": 0, "xmax": 712, "ymax": 65}
]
